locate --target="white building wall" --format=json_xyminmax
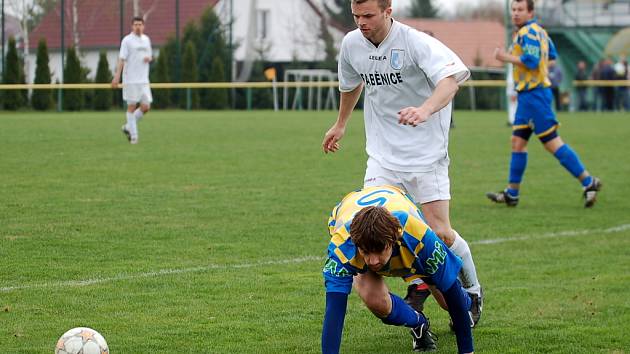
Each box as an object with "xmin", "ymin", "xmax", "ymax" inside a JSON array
[{"xmin": 215, "ymin": 0, "xmax": 344, "ymax": 62}]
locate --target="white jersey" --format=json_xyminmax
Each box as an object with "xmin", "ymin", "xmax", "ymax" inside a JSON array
[
  {"xmin": 338, "ymin": 20, "xmax": 470, "ymax": 172},
  {"xmin": 119, "ymin": 32, "xmax": 152, "ymax": 84}
]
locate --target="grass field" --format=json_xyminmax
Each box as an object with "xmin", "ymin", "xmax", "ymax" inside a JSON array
[{"xmin": 1, "ymin": 109, "xmax": 629, "ymax": 353}]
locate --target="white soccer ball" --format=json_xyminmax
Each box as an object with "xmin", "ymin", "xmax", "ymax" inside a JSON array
[{"xmin": 55, "ymin": 327, "xmax": 109, "ymax": 354}]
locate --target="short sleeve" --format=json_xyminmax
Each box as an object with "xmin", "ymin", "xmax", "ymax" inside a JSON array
[
  {"xmin": 518, "ymin": 27, "xmax": 542, "ymax": 69},
  {"xmin": 407, "ymin": 30, "xmax": 470, "ymax": 86},
  {"xmin": 338, "ymin": 37, "xmax": 363, "ymax": 92},
  {"xmin": 119, "ymin": 38, "xmax": 129, "ymax": 60},
  {"xmin": 322, "ymin": 253, "xmax": 356, "ymax": 294}
]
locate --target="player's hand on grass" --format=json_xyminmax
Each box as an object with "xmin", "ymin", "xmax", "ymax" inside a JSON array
[
  {"xmin": 398, "ymin": 106, "xmax": 432, "ymax": 127},
  {"xmin": 322, "ymin": 124, "xmax": 345, "ymax": 153}
]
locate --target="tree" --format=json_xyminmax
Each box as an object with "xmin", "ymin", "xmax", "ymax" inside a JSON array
[
  {"xmin": 324, "ymin": 0, "xmax": 355, "ymax": 32},
  {"xmin": 63, "ymin": 47, "xmax": 84, "ymax": 111},
  {"xmin": 3, "ymin": 37, "xmax": 26, "ymax": 110},
  {"xmin": 181, "ymin": 41, "xmax": 200, "ymax": 109},
  {"xmin": 151, "ymin": 47, "xmax": 171, "ymax": 108},
  {"xmin": 93, "ymin": 51, "xmax": 113, "ymax": 110},
  {"xmin": 408, "ymin": 0, "xmax": 440, "ymax": 18},
  {"xmin": 206, "ymin": 57, "xmax": 228, "ymax": 110},
  {"xmin": 32, "ymin": 38, "xmax": 53, "ymax": 110},
  {"xmin": 196, "ymin": 6, "xmax": 231, "ymax": 109},
  {"xmin": 317, "ymin": 16, "xmax": 337, "ymax": 71},
  {"xmin": 454, "ymin": 1, "xmax": 503, "ymax": 21}
]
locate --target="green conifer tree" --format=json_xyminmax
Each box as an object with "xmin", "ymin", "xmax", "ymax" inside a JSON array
[
  {"xmin": 63, "ymin": 47, "xmax": 84, "ymax": 111},
  {"xmin": 93, "ymin": 51, "xmax": 113, "ymax": 110},
  {"xmin": 408, "ymin": 0, "xmax": 440, "ymax": 18},
  {"xmin": 151, "ymin": 47, "xmax": 171, "ymax": 108},
  {"xmin": 3, "ymin": 37, "xmax": 26, "ymax": 110},
  {"xmin": 197, "ymin": 6, "xmax": 230, "ymax": 109},
  {"xmin": 32, "ymin": 38, "xmax": 54, "ymax": 110},
  {"xmin": 181, "ymin": 41, "xmax": 200, "ymax": 109},
  {"xmin": 206, "ymin": 57, "xmax": 228, "ymax": 109}
]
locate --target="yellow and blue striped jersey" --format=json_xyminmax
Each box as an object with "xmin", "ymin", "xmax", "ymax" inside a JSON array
[
  {"xmin": 511, "ymin": 19, "xmax": 557, "ymax": 92},
  {"xmin": 323, "ymin": 186, "xmax": 437, "ymax": 294}
]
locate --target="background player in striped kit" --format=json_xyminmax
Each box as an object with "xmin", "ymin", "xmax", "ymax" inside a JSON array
[{"xmin": 490, "ymin": 0, "xmax": 601, "ymax": 207}]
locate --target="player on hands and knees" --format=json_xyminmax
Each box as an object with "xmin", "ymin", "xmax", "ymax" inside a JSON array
[
  {"xmin": 112, "ymin": 16, "xmax": 153, "ymax": 145},
  {"xmin": 322, "ymin": 186, "xmax": 475, "ymax": 354},
  {"xmin": 490, "ymin": 0, "xmax": 601, "ymax": 208},
  {"xmin": 321, "ymin": 0, "xmax": 483, "ymax": 325}
]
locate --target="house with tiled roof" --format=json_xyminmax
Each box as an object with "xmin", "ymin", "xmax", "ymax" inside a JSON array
[
  {"xmin": 398, "ymin": 18, "xmax": 506, "ymax": 69},
  {"xmin": 24, "ymin": 0, "xmax": 346, "ymax": 83}
]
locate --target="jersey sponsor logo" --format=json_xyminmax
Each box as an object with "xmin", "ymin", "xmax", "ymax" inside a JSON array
[
  {"xmin": 360, "ymin": 72, "xmax": 404, "ymax": 87},
  {"xmin": 425, "ymin": 241, "xmax": 447, "ymax": 275},
  {"xmin": 357, "ymin": 189, "xmax": 395, "ymax": 207},
  {"xmin": 323, "ymin": 258, "xmax": 352, "ymax": 277},
  {"xmin": 390, "ymin": 49, "xmax": 405, "ymax": 70},
  {"xmin": 522, "ymin": 44, "xmax": 540, "ymax": 58},
  {"xmin": 369, "ymin": 55, "xmax": 387, "ymax": 61}
]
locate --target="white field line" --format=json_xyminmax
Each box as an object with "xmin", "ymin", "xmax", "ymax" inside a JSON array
[
  {"xmin": 471, "ymin": 223, "xmax": 630, "ymax": 245},
  {"xmin": 2, "ymin": 224, "xmax": 629, "ymax": 293}
]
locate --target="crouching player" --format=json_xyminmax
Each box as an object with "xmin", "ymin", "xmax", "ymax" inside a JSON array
[{"xmin": 322, "ymin": 185, "xmax": 474, "ymax": 353}]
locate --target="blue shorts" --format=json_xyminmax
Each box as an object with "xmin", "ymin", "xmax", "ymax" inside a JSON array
[
  {"xmin": 514, "ymin": 87, "xmax": 559, "ymax": 142},
  {"xmin": 417, "ymin": 230, "xmax": 462, "ymax": 292}
]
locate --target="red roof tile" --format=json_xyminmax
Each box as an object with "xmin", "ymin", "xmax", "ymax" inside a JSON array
[
  {"xmin": 29, "ymin": 0, "xmax": 218, "ymax": 50},
  {"xmin": 398, "ymin": 18, "xmax": 506, "ymax": 68}
]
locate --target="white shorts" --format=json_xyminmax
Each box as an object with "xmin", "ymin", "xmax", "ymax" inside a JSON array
[
  {"xmin": 123, "ymin": 83, "xmax": 153, "ymax": 105},
  {"xmin": 363, "ymin": 157, "xmax": 451, "ymax": 204}
]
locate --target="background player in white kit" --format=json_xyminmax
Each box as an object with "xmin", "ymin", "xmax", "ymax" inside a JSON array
[
  {"xmin": 321, "ymin": 0, "xmax": 483, "ymax": 328},
  {"xmin": 112, "ymin": 16, "xmax": 153, "ymax": 145}
]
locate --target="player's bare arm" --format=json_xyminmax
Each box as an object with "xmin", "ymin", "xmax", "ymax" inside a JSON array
[
  {"xmin": 322, "ymin": 83, "xmax": 364, "ymax": 153},
  {"xmin": 111, "ymin": 58, "xmax": 125, "ymax": 88},
  {"xmin": 494, "ymin": 47, "xmax": 522, "ymax": 66},
  {"xmin": 398, "ymin": 76, "xmax": 459, "ymax": 127}
]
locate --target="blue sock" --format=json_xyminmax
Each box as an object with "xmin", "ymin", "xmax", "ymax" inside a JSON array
[
  {"xmin": 442, "ymin": 280, "xmax": 474, "ymax": 354},
  {"xmin": 506, "ymin": 188, "xmax": 519, "ymax": 197},
  {"xmin": 381, "ymin": 293, "xmax": 425, "ymax": 328},
  {"xmin": 554, "ymin": 144, "xmax": 586, "ymax": 180},
  {"xmin": 508, "ymin": 152, "xmax": 528, "ymax": 184},
  {"xmin": 581, "ymin": 175, "xmax": 593, "ymax": 188}
]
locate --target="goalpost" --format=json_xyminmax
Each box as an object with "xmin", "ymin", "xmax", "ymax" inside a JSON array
[{"xmin": 282, "ymin": 69, "xmax": 338, "ymax": 111}]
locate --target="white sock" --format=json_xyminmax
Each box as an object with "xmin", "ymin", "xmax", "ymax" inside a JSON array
[
  {"xmin": 126, "ymin": 112, "xmax": 138, "ymax": 138},
  {"xmin": 449, "ymin": 230, "xmax": 481, "ymax": 295},
  {"xmin": 134, "ymin": 108, "xmax": 144, "ymax": 123}
]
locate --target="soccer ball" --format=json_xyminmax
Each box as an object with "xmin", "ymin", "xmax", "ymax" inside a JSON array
[{"xmin": 55, "ymin": 327, "xmax": 109, "ymax": 354}]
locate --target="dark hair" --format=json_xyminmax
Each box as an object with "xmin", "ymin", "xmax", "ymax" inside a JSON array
[
  {"xmin": 132, "ymin": 16, "xmax": 144, "ymax": 24},
  {"xmin": 351, "ymin": 0, "xmax": 391, "ymax": 11},
  {"xmin": 513, "ymin": 0, "xmax": 534, "ymax": 11},
  {"xmin": 350, "ymin": 206, "xmax": 401, "ymax": 253}
]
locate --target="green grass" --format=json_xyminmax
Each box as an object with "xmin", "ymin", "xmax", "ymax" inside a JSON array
[{"xmin": 1, "ymin": 110, "xmax": 629, "ymax": 353}]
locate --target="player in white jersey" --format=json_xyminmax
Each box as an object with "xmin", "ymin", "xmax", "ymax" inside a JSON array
[
  {"xmin": 112, "ymin": 16, "xmax": 153, "ymax": 145},
  {"xmin": 321, "ymin": 0, "xmax": 483, "ymax": 330}
]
